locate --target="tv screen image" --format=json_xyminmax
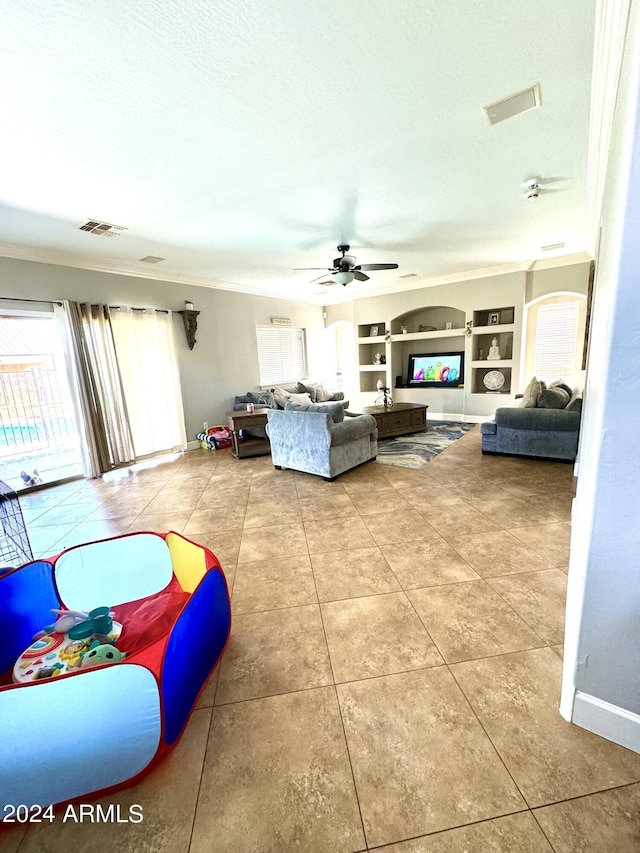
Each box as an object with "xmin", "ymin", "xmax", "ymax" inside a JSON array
[{"xmin": 407, "ymin": 351, "xmax": 465, "ymax": 387}]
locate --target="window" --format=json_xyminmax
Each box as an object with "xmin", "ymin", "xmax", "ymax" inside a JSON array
[
  {"xmin": 256, "ymin": 325, "xmax": 307, "ymax": 386},
  {"xmin": 533, "ymin": 301, "xmax": 580, "ymax": 385}
]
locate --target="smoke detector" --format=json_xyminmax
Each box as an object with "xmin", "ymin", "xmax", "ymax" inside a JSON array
[
  {"xmin": 523, "ymin": 178, "xmax": 541, "ymax": 200},
  {"xmin": 78, "ymin": 219, "xmax": 127, "ymax": 236}
]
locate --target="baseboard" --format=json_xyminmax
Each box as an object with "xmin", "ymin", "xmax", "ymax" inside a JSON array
[
  {"xmin": 186, "ymin": 439, "xmax": 201, "ymax": 451},
  {"xmin": 572, "ymin": 690, "xmax": 640, "ymax": 754},
  {"xmin": 427, "ymin": 412, "xmax": 484, "ymax": 424}
]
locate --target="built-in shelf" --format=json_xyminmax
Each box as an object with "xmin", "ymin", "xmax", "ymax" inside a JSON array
[
  {"xmin": 471, "ymin": 359, "xmax": 512, "ymax": 368},
  {"xmin": 473, "ymin": 306, "xmax": 515, "ymax": 328},
  {"xmin": 358, "ymin": 335, "xmax": 387, "ymax": 344},
  {"xmin": 471, "ymin": 323, "xmax": 513, "ymax": 336},
  {"xmin": 359, "ymin": 364, "xmax": 386, "ymax": 371},
  {"xmin": 390, "ymin": 327, "xmax": 465, "ymax": 342}
]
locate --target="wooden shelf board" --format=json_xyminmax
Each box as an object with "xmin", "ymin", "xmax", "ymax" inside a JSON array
[
  {"xmin": 472, "ymin": 324, "xmax": 514, "ymax": 335},
  {"xmin": 471, "ymin": 360, "xmax": 513, "ymax": 368},
  {"xmin": 389, "ymin": 328, "xmax": 465, "ymax": 342}
]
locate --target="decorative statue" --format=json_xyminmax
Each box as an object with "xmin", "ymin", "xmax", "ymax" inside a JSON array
[{"xmin": 487, "ymin": 336, "xmax": 501, "ymax": 360}]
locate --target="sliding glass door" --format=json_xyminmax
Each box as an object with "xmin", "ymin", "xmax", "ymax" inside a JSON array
[{"xmin": 0, "ymin": 312, "xmax": 87, "ymax": 491}]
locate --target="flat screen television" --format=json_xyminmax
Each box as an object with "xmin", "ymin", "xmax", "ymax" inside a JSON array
[{"xmin": 407, "ymin": 351, "xmax": 465, "ymax": 388}]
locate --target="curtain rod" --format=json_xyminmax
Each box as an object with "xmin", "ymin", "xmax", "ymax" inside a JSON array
[
  {"xmin": 0, "ymin": 296, "xmax": 63, "ymax": 306},
  {"xmin": 108, "ymin": 306, "xmax": 170, "ymax": 314},
  {"xmin": 0, "ymin": 296, "xmax": 176, "ymax": 314},
  {"xmin": 79, "ymin": 303, "xmax": 173, "ymax": 314}
]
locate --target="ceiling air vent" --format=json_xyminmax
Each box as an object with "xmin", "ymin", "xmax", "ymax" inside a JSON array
[
  {"xmin": 78, "ymin": 219, "xmax": 128, "ymax": 236},
  {"xmin": 399, "ymin": 273, "xmax": 417, "ymax": 278},
  {"xmin": 483, "ymin": 84, "xmax": 541, "ymax": 125},
  {"xmin": 139, "ymin": 255, "xmax": 165, "ymax": 263}
]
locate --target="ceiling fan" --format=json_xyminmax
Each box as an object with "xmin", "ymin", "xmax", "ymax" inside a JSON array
[{"xmin": 294, "ymin": 244, "xmax": 398, "ymax": 286}]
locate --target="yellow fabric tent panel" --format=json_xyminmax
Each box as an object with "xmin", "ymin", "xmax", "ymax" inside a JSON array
[{"xmin": 165, "ymin": 532, "xmax": 207, "ymax": 593}]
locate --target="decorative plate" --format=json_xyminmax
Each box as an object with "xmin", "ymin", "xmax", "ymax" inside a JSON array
[{"xmin": 483, "ymin": 370, "xmax": 505, "ymax": 391}]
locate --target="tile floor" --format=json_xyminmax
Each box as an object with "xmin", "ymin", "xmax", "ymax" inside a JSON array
[{"xmin": 6, "ymin": 427, "xmax": 640, "ymax": 852}]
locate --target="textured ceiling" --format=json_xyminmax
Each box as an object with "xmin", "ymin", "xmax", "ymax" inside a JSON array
[{"xmin": 0, "ymin": 1, "xmax": 595, "ymax": 303}]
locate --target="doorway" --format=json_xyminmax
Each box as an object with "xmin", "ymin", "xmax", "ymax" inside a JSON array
[{"xmin": 0, "ymin": 312, "xmax": 86, "ymax": 492}]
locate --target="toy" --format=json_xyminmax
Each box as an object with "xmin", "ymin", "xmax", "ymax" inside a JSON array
[
  {"xmin": 81, "ymin": 642, "xmax": 127, "ymax": 669},
  {"xmin": 1, "ymin": 531, "xmax": 231, "ymax": 810}
]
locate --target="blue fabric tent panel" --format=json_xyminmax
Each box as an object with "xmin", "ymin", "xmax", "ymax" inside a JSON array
[
  {"xmin": 54, "ymin": 533, "xmax": 173, "ymax": 610},
  {"xmin": 0, "ymin": 561, "xmax": 60, "ymax": 676},
  {"xmin": 161, "ymin": 569, "xmax": 230, "ymax": 745},
  {"xmin": 1, "ymin": 664, "xmax": 161, "ymax": 808}
]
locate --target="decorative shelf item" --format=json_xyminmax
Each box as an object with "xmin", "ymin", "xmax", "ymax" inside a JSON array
[
  {"xmin": 483, "ymin": 370, "xmax": 506, "ymax": 391},
  {"xmin": 178, "ymin": 306, "xmax": 200, "ymax": 350}
]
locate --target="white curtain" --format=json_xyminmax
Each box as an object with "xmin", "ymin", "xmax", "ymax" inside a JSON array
[{"xmin": 110, "ymin": 308, "xmax": 187, "ymax": 458}]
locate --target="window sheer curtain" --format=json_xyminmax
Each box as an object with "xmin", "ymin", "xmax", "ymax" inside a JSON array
[
  {"xmin": 109, "ymin": 308, "xmax": 187, "ymax": 458},
  {"xmin": 60, "ymin": 301, "xmax": 135, "ymax": 474},
  {"xmin": 57, "ymin": 301, "xmax": 186, "ymax": 476}
]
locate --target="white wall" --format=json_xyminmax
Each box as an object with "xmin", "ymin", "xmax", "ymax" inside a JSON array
[
  {"xmin": 0, "ymin": 258, "xmax": 325, "ymax": 439},
  {"xmin": 561, "ymin": 0, "xmax": 640, "ymax": 751}
]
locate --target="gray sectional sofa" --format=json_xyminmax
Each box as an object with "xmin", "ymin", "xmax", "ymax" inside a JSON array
[{"xmin": 481, "ymin": 388, "xmax": 583, "ymax": 462}]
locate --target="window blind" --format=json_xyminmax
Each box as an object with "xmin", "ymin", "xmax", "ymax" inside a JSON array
[
  {"xmin": 256, "ymin": 325, "xmax": 307, "ymax": 386},
  {"xmin": 533, "ymin": 302, "xmax": 580, "ymax": 384}
]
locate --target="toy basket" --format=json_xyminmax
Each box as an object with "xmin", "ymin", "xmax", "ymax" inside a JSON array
[{"xmin": 197, "ymin": 425, "xmax": 236, "ymax": 450}]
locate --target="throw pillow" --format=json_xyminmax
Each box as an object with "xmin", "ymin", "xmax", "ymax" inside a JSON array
[
  {"xmin": 566, "ymin": 390, "xmax": 583, "ymax": 413},
  {"xmin": 315, "ymin": 384, "xmax": 334, "ymax": 402},
  {"xmin": 288, "ymin": 392, "xmax": 314, "ymax": 406},
  {"xmin": 538, "ymin": 387, "xmax": 570, "ymax": 409},
  {"xmin": 522, "ymin": 376, "xmax": 545, "ymax": 408},
  {"xmin": 549, "ymin": 380, "xmax": 573, "ymax": 398},
  {"xmin": 296, "ymin": 382, "xmax": 318, "ymax": 403},
  {"xmin": 272, "ymin": 386, "xmax": 291, "ymax": 408},
  {"xmin": 247, "ymin": 390, "xmax": 277, "ymax": 408}
]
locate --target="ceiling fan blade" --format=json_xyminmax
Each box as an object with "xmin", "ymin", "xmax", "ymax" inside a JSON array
[
  {"xmin": 353, "ymin": 270, "xmax": 370, "ymax": 282},
  {"xmin": 293, "ymin": 267, "xmax": 334, "ymax": 271},
  {"xmin": 355, "ymin": 263, "xmax": 399, "ymax": 271},
  {"xmin": 309, "ymin": 272, "xmax": 334, "ymax": 283}
]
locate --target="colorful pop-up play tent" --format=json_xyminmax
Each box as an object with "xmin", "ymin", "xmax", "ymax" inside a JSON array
[{"xmin": 0, "ymin": 531, "xmax": 231, "ymax": 810}]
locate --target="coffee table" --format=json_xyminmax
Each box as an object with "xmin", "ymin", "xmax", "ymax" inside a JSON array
[
  {"xmin": 226, "ymin": 409, "xmax": 272, "ymax": 458},
  {"xmin": 348, "ymin": 402, "xmax": 428, "ymax": 440}
]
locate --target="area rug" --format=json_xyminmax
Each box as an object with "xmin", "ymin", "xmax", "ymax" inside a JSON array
[{"xmin": 377, "ymin": 421, "xmax": 476, "ymax": 469}]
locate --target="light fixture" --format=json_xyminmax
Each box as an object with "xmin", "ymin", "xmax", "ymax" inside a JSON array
[{"xmin": 333, "ymin": 270, "xmax": 355, "ymax": 286}]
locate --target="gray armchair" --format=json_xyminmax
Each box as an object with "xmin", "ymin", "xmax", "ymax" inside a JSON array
[{"xmin": 266, "ymin": 402, "xmax": 377, "ymax": 481}]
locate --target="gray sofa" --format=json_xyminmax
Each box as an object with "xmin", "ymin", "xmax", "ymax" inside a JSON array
[
  {"xmin": 266, "ymin": 402, "xmax": 377, "ymax": 480},
  {"xmin": 233, "ymin": 382, "xmax": 347, "ymax": 439},
  {"xmin": 481, "ymin": 390, "xmax": 583, "ymax": 461}
]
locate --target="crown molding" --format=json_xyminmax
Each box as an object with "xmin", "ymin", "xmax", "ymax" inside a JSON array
[
  {"xmin": 527, "ymin": 251, "xmax": 593, "ymax": 271},
  {"xmin": 321, "ymin": 252, "xmax": 593, "ymax": 304},
  {"xmin": 0, "ymin": 242, "xmax": 323, "ymax": 305},
  {"xmin": 0, "ymin": 241, "xmax": 592, "ymax": 307}
]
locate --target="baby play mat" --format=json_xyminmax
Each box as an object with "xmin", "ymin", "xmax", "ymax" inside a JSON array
[{"xmin": 0, "ymin": 531, "xmax": 231, "ymax": 811}]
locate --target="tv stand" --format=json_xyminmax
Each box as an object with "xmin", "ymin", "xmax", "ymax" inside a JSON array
[{"xmin": 348, "ymin": 403, "xmax": 428, "ymax": 440}]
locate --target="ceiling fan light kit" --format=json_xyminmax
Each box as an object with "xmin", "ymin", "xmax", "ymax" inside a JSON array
[
  {"xmin": 333, "ymin": 270, "xmax": 355, "ymax": 285},
  {"xmin": 295, "ymin": 245, "xmax": 398, "ymax": 287}
]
